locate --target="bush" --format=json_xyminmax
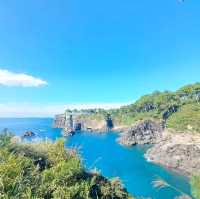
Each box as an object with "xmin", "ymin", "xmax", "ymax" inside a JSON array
[
  {"xmin": 0, "ymin": 134, "xmax": 133, "ymax": 199},
  {"xmin": 0, "ymin": 130, "xmax": 13, "ymax": 148},
  {"xmin": 191, "ymin": 175, "xmax": 200, "ymax": 199},
  {"xmin": 0, "ymin": 149, "xmax": 41, "ymax": 199},
  {"xmin": 167, "ymin": 103, "xmax": 200, "ymax": 133}
]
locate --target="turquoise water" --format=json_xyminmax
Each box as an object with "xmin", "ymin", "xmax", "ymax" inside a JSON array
[{"xmin": 0, "ymin": 118, "xmax": 192, "ymax": 199}]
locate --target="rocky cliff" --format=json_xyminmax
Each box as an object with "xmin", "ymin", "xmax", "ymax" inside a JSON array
[
  {"xmin": 53, "ymin": 114, "xmax": 66, "ymax": 128},
  {"xmin": 145, "ymin": 131, "xmax": 200, "ymax": 176},
  {"xmin": 117, "ymin": 120, "xmax": 163, "ymax": 146},
  {"xmin": 53, "ymin": 111, "xmax": 113, "ymax": 135},
  {"xmin": 53, "ymin": 83, "xmax": 200, "ymax": 177}
]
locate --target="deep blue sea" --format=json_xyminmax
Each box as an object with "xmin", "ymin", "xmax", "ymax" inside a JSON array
[{"xmin": 0, "ymin": 118, "xmax": 192, "ymax": 199}]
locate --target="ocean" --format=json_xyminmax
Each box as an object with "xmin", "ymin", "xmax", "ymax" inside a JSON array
[{"xmin": 0, "ymin": 118, "xmax": 192, "ymax": 199}]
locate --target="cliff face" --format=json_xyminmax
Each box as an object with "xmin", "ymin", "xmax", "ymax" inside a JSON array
[
  {"xmin": 53, "ymin": 112, "xmax": 113, "ymax": 133},
  {"xmin": 77, "ymin": 117, "xmax": 106, "ymax": 131},
  {"xmin": 53, "ymin": 114, "xmax": 66, "ymax": 128},
  {"xmin": 117, "ymin": 120, "xmax": 163, "ymax": 146},
  {"xmin": 52, "ymin": 83, "xmax": 200, "ymax": 179},
  {"xmin": 145, "ymin": 131, "xmax": 200, "ymax": 176}
]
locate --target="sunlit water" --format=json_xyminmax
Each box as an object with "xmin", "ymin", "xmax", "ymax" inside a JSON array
[{"xmin": 0, "ymin": 118, "xmax": 192, "ymax": 199}]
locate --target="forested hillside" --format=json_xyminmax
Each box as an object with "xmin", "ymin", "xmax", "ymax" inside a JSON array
[{"xmin": 77, "ymin": 83, "xmax": 200, "ymax": 133}]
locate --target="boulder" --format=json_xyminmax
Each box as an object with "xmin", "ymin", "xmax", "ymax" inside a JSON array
[
  {"xmin": 62, "ymin": 127, "xmax": 75, "ymax": 136},
  {"xmin": 23, "ymin": 131, "xmax": 35, "ymax": 138}
]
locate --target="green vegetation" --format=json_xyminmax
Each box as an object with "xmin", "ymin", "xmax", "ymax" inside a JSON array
[
  {"xmin": 177, "ymin": 82, "xmax": 200, "ymax": 97},
  {"xmin": 73, "ymin": 83, "xmax": 200, "ymax": 133},
  {"xmin": 167, "ymin": 103, "xmax": 200, "ymax": 133},
  {"xmin": 0, "ymin": 133, "xmax": 133, "ymax": 199},
  {"xmin": 191, "ymin": 175, "xmax": 200, "ymax": 199},
  {"xmin": 112, "ymin": 83, "xmax": 200, "ymax": 128},
  {"xmin": 78, "ymin": 112, "xmax": 105, "ymax": 122}
]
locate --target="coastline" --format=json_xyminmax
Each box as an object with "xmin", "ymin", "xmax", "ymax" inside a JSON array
[
  {"xmin": 144, "ymin": 130, "xmax": 200, "ymax": 177},
  {"xmin": 55, "ymin": 115, "xmax": 200, "ymax": 178},
  {"xmin": 0, "ymin": 117, "xmax": 193, "ymax": 198}
]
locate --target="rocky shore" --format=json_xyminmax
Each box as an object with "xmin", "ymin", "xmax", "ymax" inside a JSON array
[
  {"xmin": 117, "ymin": 120, "xmax": 200, "ymax": 177},
  {"xmin": 117, "ymin": 120, "xmax": 163, "ymax": 146},
  {"xmin": 53, "ymin": 111, "xmax": 115, "ymax": 136},
  {"xmin": 51, "ymin": 82, "xmax": 200, "ymax": 193},
  {"xmin": 54, "ymin": 112, "xmax": 200, "ymax": 177},
  {"xmin": 145, "ymin": 131, "xmax": 200, "ymax": 176}
]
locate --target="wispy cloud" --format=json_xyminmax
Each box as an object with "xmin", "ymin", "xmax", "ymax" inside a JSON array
[
  {"xmin": 0, "ymin": 103, "xmax": 129, "ymax": 117},
  {"xmin": 0, "ymin": 69, "xmax": 47, "ymax": 87}
]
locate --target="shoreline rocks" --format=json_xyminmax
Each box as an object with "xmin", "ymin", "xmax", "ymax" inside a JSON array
[
  {"xmin": 23, "ymin": 131, "xmax": 35, "ymax": 138},
  {"xmin": 117, "ymin": 120, "xmax": 163, "ymax": 146},
  {"xmin": 112, "ymin": 125, "xmax": 130, "ymax": 133},
  {"xmin": 62, "ymin": 127, "xmax": 75, "ymax": 136},
  {"xmin": 145, "ymin": 131, "xmax": 200, "ymax": 176},
  {"xmin": 53, "ymin": 114, "xmax": 66, "ymax": 128},
  {"xmin": 54, "ymin": 112, "xmax": 200, "ymax": 177}
]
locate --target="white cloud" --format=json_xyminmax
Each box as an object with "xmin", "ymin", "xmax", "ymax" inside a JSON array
[
  {"xmin": 0, "ymin": 103, "xmax": 129, "ymax": 117},
  {"xmin": 0, "ymin": 69, "xmax": 47, "ymax": 87}
]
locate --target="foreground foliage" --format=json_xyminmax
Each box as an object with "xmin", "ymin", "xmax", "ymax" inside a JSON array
[
  {"xmin": 0, "ymin": 133, "xmax": 133, "ymax": 199},
  {"xmin": 191, "ymin": 175, "xmax": 200, "ymax": 199}
]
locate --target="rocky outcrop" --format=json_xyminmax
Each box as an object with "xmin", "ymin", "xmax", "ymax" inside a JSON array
[
  {"xmin": 105, "ymin": 114, "xmax": 114, "ymax": 130},
  {"xmin": 23, "ymin": 131, "xmax": 35, "ymax": 138},
  {"xmin": 118, "ymin": 120, "xmax": 163, "ymax": 146},
  {"xmin": 53, "ymin": 114, "xmax": 66, "ymax": 128},
  {"xmin": 62, "ymin": 127, "xmax": 75, "ymax": 136},
  {"xmin": 145, "ymin": 131, "xmax": 200, "ymax": 176},
  {"xmin": 162, "ymin": 105, "xmax": 179, "ymax": 121},
  {"xmin": 53, "ymin": 112, "xmax": 114, "ymax": 135},
  {"xmin": 77, "ymin": 117, "xmax": 106, "ymax": 132}
]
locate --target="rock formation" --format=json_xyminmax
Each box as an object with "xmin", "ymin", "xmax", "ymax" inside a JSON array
[
  {"xmin": 62, "ymin": 127, "xmax": 75, "ymax": 136},
  {"xmin": 23, "ymin": 131, "xmax": 35, "ymax": 138},
  {"xmin": 53, "ymin": 114, "xmax": 66, "ymax": 128},
  {"xmin": 118, "ymin": 120, "xmax": 163, "ymax": 146},
  {"xmin": 53, "ymin": 112, "xmax": 114, "ymax": 136},
  {"xmin": 145, "ymin": 131, "xmax": 200, "ymax": 176}
]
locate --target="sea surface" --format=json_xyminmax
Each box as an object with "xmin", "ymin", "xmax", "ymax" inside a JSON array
[{"xmin": 0, "ymin": 118, "xmax": 192, "ymax": 199}]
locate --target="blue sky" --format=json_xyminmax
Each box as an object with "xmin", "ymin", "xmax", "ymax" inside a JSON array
[{"xmin": 0, "ymin": 0, "xmax": 200, "ymax": 116}]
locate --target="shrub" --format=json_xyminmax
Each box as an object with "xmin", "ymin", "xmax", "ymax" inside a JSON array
[
  {"xmin": 0, "ymin": 134, "xmax": 133, "ymax": 199},
  {"xmin": 167, "ymin": 103, "xmax": 200, "ymax": 133},
  {"xmin": 191, "ymin": 175, "xmax": 200, "ymax": 199}
]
